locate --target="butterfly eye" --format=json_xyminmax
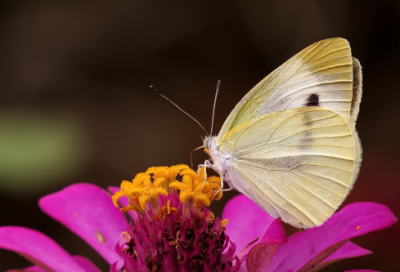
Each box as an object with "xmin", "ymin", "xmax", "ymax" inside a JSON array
[{"xmin": 203, "ymin": 139, "xmax": 207, "ymax": 148}]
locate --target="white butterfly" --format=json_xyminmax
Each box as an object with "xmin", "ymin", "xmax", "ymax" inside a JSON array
[{"xmin": 204, "ymin": 38, "xmax": 362, "ymax": 228}]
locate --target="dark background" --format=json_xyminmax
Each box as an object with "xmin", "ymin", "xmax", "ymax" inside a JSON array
[{"xmin": 0, "ymin": 1, "xmax": 399, "ymax": 271}]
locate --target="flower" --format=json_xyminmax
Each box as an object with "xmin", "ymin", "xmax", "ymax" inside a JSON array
[
  {"xmin": 0, "ymin": 165, "xmax": 397, "ymax": 272},
  {"xmin": 110, "ymin": 164, "xmax": 234, "ymax": 272},
  {"xmin": 223, "ymin": 195, "xmax": 398, "ymax": 272}
]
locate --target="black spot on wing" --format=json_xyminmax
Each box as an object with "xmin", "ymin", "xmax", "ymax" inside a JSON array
[{"xmin": 305, "ymin": 93, "xmax": 320, "ymax": 107}]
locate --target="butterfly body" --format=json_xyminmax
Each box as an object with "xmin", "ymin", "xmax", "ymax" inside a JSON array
[{"xmin": 204, "ymin": 38, "xmax": 362, "ymax": 228}]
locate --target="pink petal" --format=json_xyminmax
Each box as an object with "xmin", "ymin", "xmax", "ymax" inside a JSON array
[
  {"xmin": 6, "ymin": 266, "xmax": 46, "ymax": 272},
  {"xmin": 109, "ymin": 263, "xmax": 119, "ymax": 272},
  {"xmin": 258, "ymin": 218, "xmax": 287, "ymax": 245},
  {"xmin": 247, "ymin": 244, "xmax": 279, "ymax": 272},
  {"xmin": 246, "ymin": 218, "xmax": 287, "ymax": 272},
  {"xmin": 222, "ymin": 194, "xmax": 275, "ymax": 254},
  {"xmin": 72, "ymin": 256, "xmax": 102, "ymax": 272},
  {"xmin": 0, "ymin": 227, "xmax": 86, "ymax": 272},
  {"xmin": 306, "ymin": 241, "xmax": 371, "ymax": 272},
  {"xmin": 39, "ymin": 183, "xmax": 128, "ymax": 265},
  {"xmin": 267, "ymin": 202, "xmax": 397, "ymax": 272},
  {"xmin": 344, "ymin": 270, "xmax": 380, "ymax": 272},
  {"xmin": 321, "ymin": 241, "xmax": 371, "ymax": 264},
  {"xmin": 5, "ymin": 256, "xmax": 101, "ymax": 272}
]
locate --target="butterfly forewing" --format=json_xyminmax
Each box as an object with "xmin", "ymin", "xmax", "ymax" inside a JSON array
[
  {"xmin": 219, "ymin": 108, "xmax": 357, "ymax": 228},
  {"xmin": 216, "ymin": 38, "xmax": 361, "ymax": 146}
]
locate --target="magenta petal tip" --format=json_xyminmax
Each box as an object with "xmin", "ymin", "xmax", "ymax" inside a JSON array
[
  {"xmin": 0, "ymin": 227, "xmax": 86, "ymax": 272},
  {"xmin": 39, "ymin": 183, "xmax": 128, "ymax": 265}
]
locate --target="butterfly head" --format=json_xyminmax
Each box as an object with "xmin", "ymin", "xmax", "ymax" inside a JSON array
[
  {"xmin": 203, "ymin": 136, "xmax": 220, "ymax": 155},
  {"xmin": 203, "ymin": 136, "xmax": 212, "ymax": 154}
]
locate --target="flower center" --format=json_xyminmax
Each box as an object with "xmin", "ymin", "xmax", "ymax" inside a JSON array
[{"xmin": 112, "ymin": 165, "xmax": 237, "ymax": 272}]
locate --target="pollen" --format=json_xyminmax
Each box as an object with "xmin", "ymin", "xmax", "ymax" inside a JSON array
[
  {"xmin": 112, "ymin": 178, "xmax": 169, "ymax": 212},
  {"xmin": 112, "ymin": 165, "xmax": 222, "ymax": 213},
  {"xmin": 169, "ymin": 166, "xmax": 222, "ymax": 207}
]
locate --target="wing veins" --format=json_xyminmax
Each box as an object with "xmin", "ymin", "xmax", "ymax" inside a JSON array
[
  {"xmin": 312, "ymin": 55, "xmax": 352, "ymax": 69},
  {"xmin": 262, "ymin": 112, "xmax": 302, "ymax": 143},
  {"xmin": 314, "ymin": 46, "xmax": 349, "ymax": 61},
  {"xmin": 298, "ymin": 170, "xmax": 350, "ymax": 187},
  {"xmin": 299, "ymin": 39, "xmax": 335, "ymax": 64},
  {"xmin": 234, "ymin": 158, "xmax": 300, "ymax": 171},
  {"xmin": 287, "ymin": 95, "xmax": 350, "ymax": 106},
  {"xmin": 234, "ymin": 155, "xmax": 353, "ymax": 173},
  {"xmin": 274, "ymin": 60, "xmax": 351, "ymax": 90},
  {"xmin": 279, "ymin": 78, "xmax": 353, "ymax": 97},
  {"xmin": 236, "ymin": 133, "xmax": 352, "ymax": 157},
  {"xmin": 238, "ymin": 161, "xmax": 328, "ymax": 222},
  {"xmin": 236, "ymin": 136, "xmax": 352, "ymax": 158},
  {"xmin": 268, "ymin": 123, "xmax": 348, "ymax": 144},
  {"xmin": 291, "ymin": 171, "xmax": 337, "ymax": 209},
  {"xmin": 227, "ymin": 113, "xmax": 294, "ymax": 150},
  {"xmin": 312, "ymin": 63, "xmax": 351, "ymax": 74},
  {"xmin": 293, "ymin": 171, "xmax": 347, "ymax": 193},
  {"xmin": 237, "ymin": 162, "xmax": 318, "ymax": 224},
  {"xmin": 261, "ymin": 75, "xmax": 352, "ymax": 104},
  {"xmin": 266, "ymin": 80, "xmax": 353, "ymax": 111},
  {"xmin": 233, "ymin": 115, "xmax": 348, "ymax": 156},
  {"xmin": 286, "ymin": 143, "xmax": 353, "ymax": 148},
  {"xmin": 232, "ymin": 40, "xmax": 340, "ymax": 123},
  {"xmin": 295, "ymin": 39, "xmax": 344, "ymax": 74},
  {"xmin": 300, "ymin": 163, "xmax": 353, "ymax": 173},
  {"xmin": 269, "ymin": 62, "xmax": 351, "ymax": 90},
  {"xmin": 236, "ymin": 114, "xmax": 336, "ymax": 154}
]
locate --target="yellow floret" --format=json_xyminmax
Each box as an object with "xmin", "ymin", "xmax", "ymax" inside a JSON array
[
  {"xmin": 112, "ymin": 165, "xmax": 222, "ymax": 213},
  {"xmin": 169, "ymin": 166, "xmax": 222, "ymax": 207}
]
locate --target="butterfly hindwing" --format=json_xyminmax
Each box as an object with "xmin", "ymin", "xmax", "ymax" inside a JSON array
[{"xmin": 218, "ymin": 107, "xmax": 358, "ymax": 228}]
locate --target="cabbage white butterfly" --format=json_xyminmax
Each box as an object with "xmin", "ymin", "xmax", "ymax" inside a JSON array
[{"xmin": 204, "ymin": 38, "xmax": 362, "ymax": 228}]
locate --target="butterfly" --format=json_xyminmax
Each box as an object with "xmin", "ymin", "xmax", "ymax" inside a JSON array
[{"xmin": 204, "ymin": 38, "xmax": 362, "ymax": 228}]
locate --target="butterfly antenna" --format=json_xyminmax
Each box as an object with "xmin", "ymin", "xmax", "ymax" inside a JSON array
[
  {"xmin": 209, "ymin": 80, "xmax": 221, "ymax": 136},
  {"xmin": 150, "ymin": 85, "xmax": 209, "ymax": 135}
]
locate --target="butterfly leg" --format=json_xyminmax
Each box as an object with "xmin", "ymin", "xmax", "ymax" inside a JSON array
[
  {"xmin": 197, "ymin": 160, "xmax": 219, "ymax": 171},
  {"xmin": 218, "ymin": 175, "xmax": 234, "ymax": 192},
  {"xmin": 198, "ymin": 160, "xmax": 218, "ymax": 191},
  {"xmin": 212, "ymin": 175, "xmax": 234, "ymax": 199},
  {"xmin": 198, "ymin": 160, "xmax": 232, "ymax": 191},
  {"xmin": 220, "ymin": 175, "xmax": 234, "ymax": 192}
]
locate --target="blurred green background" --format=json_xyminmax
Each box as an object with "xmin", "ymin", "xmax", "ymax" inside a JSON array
[{"xmin": 0, "ymin": 1, "xmax": 399, "ymax": 271}]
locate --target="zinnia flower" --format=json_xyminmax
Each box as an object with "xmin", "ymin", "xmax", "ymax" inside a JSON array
[{"xmin": 0, "ymin": 165, "xmax": 396, "ymax": 272}]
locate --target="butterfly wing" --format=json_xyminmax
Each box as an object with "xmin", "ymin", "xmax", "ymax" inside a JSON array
[
  {"xmin": 218, "ymin": 107, "xmax": 359, "ymax": 228},
  {"xmin": 216, "ymin": 38, "xmax": 362, "ymax": 145}
]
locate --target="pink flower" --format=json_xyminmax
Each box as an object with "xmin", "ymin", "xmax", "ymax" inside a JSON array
[
  {"xmin": 223, "ymin": 195, "xmax": 397, "ymax": 272},
  {"xmin": 0, "ymin": 165, "xmax": 397, "ymax": 272},
  {"xmin": 0, "ymin": 183, "xmax": 123, "ymax": 272}
]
